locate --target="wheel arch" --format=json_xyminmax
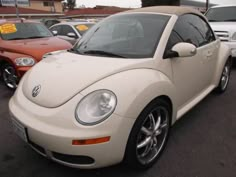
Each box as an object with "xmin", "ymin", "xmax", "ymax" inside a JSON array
[
  {"xmin": 213, "ymin": 43, "xmax": 232, "ymax": 86},
  {"xmin": 123, "ymin": 94, "xmax": 173, "ymax": 169},
  {"xmin": 0, "ymin": 58, "xmax": 8, "ymax": 68},
  {"xmin": 0, "ymin": 56, "xmax": 15, "ymax": 70},
  {"xmin": 155, "ymin": 95, "xmax": 173, "ymax": 123}
]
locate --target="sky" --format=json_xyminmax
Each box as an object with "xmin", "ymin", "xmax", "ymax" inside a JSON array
[{"xmin": 75, "ymin": 0, "xmax": 236, "ymax": 8}]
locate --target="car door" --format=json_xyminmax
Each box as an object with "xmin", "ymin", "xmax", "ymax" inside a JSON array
[
  {"xmin": 191, "ymin": 15, "xmax": 218, "ymax": 86},
  {"xmin": 165, "ymin": 14, "xmax": 217, "ymax": 110},
  {"xmin": 58, "ymin": 25, "xmax": 78, "ymax": 45}
]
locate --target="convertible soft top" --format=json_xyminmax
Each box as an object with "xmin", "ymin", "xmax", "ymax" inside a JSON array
[{"xmin": 124, "ymin": 6, "xmax": 204, "ymax": 17}]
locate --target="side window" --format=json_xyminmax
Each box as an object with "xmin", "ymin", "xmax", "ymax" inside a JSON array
[
  {"xmin": 194, "ymin": 16, "xmax": 215, "ymax": 44},
  {"xmin": 164, "ymin": 14, "xmax": 216, "ymax": 57},
  {"xmin": 165, "ymin": 30, "xmax": 183, "ymax": 51},
  {"xmin": 173, "ymin": 15, "xmax": 202, "ymax": 47},
  {"xmin": 171, "ymin": 14, "xmax": 215, "ymax": 48},
  {"xmin": 61, "ymin": 25, "xmax": 78, "ymax": 38},
  {"xmin": 184, "ymin": 14, "xmax": 215, "ymax": 46},
  {"xmin": 50, "ymin": 25, "xmax": 61, "ymax": 34}
]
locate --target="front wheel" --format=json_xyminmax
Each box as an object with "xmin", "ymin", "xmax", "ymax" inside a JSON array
[
  {"xmin": 215, "ymin": 58, "xmax": 232, "ymax": 93},
  {"xmin": 124, "ymin": 99, "xmax": 171, "ymax": 169},
  {"xmin": 1, "ymin": 64, "xmax": 19, "ymax": 90}
]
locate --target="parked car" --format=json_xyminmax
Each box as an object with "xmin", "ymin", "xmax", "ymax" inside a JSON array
[
  {"xmin": 9, "ymin": 6, "xmax": 231, "ymax": 169},
  {"xmin": 40, "ymin": 18, "xmax": 61, "ymax": 28},
  {"xmin": 49, "ymin": 22, "xmax": 94, "ymax": 45},
  {"xmin": 0, "ymin": 19, "xmax": 72, "ymax": 89},
  {"xmin": 205, "ymin": 5, "xmax": 236, "ymax": 57}
]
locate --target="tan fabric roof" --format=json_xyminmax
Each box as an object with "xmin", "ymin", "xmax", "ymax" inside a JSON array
[{"xmin": 124, "ymin": 6, "xmax": 204, "ymax": 17}]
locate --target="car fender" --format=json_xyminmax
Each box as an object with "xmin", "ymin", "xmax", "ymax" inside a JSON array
[
  {"xmin": 0, "ymin": 50, "xmax": 34, "ymax": 65},
  {"xmin": 0, "ymin": 51, "xmax": 34, "ymax": 76},
  {"xmin": 80, "ymin": 69, "xmax": 177, "ymax": 124},
  {"xmin": 212, "ymin": 42, "xmax": 231, "ymax": 86}
]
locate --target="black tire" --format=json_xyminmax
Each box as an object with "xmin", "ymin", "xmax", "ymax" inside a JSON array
[
  {"xmin": 1, "ymin": 63, "xmax": 18, "ymax": 90},
  {"xmin": 124, "ymin": 99, "xmax": 171, "ymax": 169},
  {"xmin": 215, "ymin": 58, "xmax": 232, "ymax": 94}
]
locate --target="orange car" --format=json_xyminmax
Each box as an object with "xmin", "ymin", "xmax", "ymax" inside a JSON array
[{"xmin": 0, "ymin": 19, "xmax": 72, "ymax": 89}]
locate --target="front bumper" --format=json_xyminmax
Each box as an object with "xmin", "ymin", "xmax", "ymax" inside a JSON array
[
  {"xmin": 9, "ymin": 88, "xmax": 135, "ymax": 169},
  {"xmin": 223, "ymin": 41, "xmax": 236, "ymax": 57}
]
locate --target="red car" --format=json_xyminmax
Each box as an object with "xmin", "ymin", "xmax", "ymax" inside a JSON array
[{"xmin": 0, "ymin": 19, "xmax": 72, "ymax": 89}]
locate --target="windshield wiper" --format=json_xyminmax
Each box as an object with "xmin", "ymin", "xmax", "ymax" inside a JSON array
[
  {"xmin": 7, "ymin": 37, "xmax": 27, "ymax": 40},
  {"xmin": 26, "ymin": 36, "xmax": 48, "ymax": 39},
  {"xmin": 83, "ymin": 50, "xmax": 126, "ymax": 58},
  {"xmin": 68, "ymin": 48, "xmax": 81, "ymax": 54},
  {"xmin": 209, "ymin": 19, "xmax": 236, "ymax": 22},
  {"xmin": 208, "ymin": 20, "xmax": 220, "ymax": 22},
  {"xmin": 222, "ymin": 19, "xmax": 236, "ymax": 22}
]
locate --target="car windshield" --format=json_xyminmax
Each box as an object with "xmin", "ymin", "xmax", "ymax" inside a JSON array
[
  {"xmin": 72, "ymin": 14, "xmax": 170, "ymax": 58},
  {"xmin": 206, "ymin": 7, "xmax": 236, "ymax": 22},
  {"xmin": 0, "ymin": 22, "xmax": 53, "ymax": 40},
  {"xmin": 74, "ymin": 24, "xmax": 94, "ymax": 36}
]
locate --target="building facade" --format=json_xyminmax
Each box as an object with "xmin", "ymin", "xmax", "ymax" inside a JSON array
[
  {"xmin": 0, "ymin": 0, "xmax": 64, "ymax": 19},
  {"xmin": 25, "ymin": 0, "xmax": 63, "ymax": 13}
]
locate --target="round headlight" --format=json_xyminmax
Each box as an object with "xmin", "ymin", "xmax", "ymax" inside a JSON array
[
  {"xmin": 15, "ymin": 57, "xmax": 35, "ymax": 66},
  {"xmin": 75, "ymin": 90, "xmax": 117, "ymax": 125}
]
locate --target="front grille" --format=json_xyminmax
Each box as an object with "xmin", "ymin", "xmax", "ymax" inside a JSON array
[
  {"xmin": 52, "ymin": 152, "xmax": 95, "ymax": 165},
  {"xmin": 214, "ymin": 31, "xmax": 229, "ymax": 41}
]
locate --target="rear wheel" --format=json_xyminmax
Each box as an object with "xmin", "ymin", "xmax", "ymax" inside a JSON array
[
  {"xmin": 1, "ymin": 63, "xmax": 19, "ymax": 90},
  {"xmin": 215, "ymin": 58, "xmax": 232, "ymax": 93},
  {"xmin": 124, "ymin": 99, "xmax": 171, "ymax": 169}
]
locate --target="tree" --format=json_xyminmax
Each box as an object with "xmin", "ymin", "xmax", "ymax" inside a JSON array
[
  {"xmin": 142, "ymin": 0, "xmax": 180, "ymax": 7},
  {"xmin": 66, "ymin": 0, "xmax": 76, "ymax": 10}
]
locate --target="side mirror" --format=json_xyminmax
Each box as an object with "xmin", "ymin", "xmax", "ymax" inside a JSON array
[
  {"xmin": 52, "ymin": 30, "xmax": 58, "ymax": 36},
  {"xmin": 67, "ymin": 32, "xmax": 76, "ymax": 38},
  {"xmin": 171, "ymin": 42, "xmax": 197, "ymax": 58}
]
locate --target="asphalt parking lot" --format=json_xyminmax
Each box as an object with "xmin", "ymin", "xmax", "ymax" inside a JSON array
[{"xmin": 0, "ymin": 69, "xmax": 236, "ymax": 177}]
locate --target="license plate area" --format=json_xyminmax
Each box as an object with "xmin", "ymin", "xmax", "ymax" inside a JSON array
[{"xmin": 11, "ymin": 117, "xmax": 28, "ymax": 143}]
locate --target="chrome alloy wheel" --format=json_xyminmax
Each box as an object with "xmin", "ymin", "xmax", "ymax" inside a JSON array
[
  {"xmin": 136, "ymin": 107, "xmax": 169, "ymax": 165},
  {"xmin": 2, "ymin": 65, "xmax": 18, "ymax": 89},
  {"xmin": 220, "ymin": 62, "xmax": 230, "ymax": 91}
]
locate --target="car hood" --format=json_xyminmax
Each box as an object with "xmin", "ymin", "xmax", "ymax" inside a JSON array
[
  {"xmin": 209, "ymin": 22, "xmax": 236, "ymax": 33},
  {"xmin": 22, "ymin": 51, "xmax": 154, "ymax": 108},
  {"xmin": 1, "ymin": 37, "xmax": 71, "ymax": 61}
]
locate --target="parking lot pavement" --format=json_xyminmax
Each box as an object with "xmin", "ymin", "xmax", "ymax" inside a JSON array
[{"xmin": 0, "ymin": 70, "xmax": 236, "ymax": 177}]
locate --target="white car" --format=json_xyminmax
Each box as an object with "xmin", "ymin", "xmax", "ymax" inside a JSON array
[
  {"xmin": 205, "ymin": 5, "xmax": 236, "ymax": 57},
  {"xmin": 9, "ymin": 6, "xmax": 231, "ymax": 169},
  {"xmin": 50, "ymin": 21, "xmax": 94, "ymax": 45}
]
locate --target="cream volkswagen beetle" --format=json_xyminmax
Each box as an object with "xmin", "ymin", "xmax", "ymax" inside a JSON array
[{"xmin": 9, "ymin": 6, "xmax": 232, "ymax": 169}]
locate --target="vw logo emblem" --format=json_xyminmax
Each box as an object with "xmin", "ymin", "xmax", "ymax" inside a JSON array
[{"xmin": 32, "ymin": 85, "xmax": 41, "ymax": 97}]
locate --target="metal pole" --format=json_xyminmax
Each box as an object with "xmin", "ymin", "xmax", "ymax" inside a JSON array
[
  {"xmin": 15, "ymin": 0, "xmax": 19, "ymax": 18},
  {"xmin": 51, "ymin": 0, "xmax": 55, "ymax": 13},
  {"xmin": 206, "ymin": 0, "xmax": 209, "ymax": 11},
  {"xmin": 53, "ymin": 0, "xmax": 55, "ymax": 12}
]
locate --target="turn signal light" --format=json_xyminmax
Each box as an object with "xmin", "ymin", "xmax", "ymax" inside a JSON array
[{"xmin": 72, "ymin": 136, "xmax": 110, "ymax": 145}]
